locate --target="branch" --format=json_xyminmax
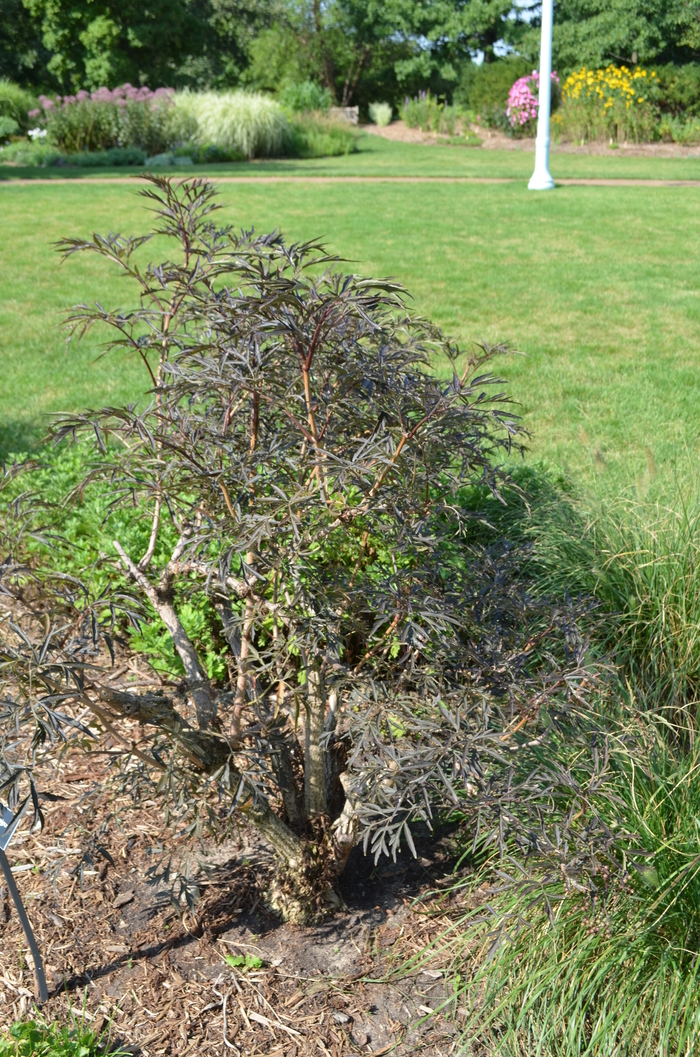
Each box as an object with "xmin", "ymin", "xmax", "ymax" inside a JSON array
[
  {"xmin": 90, "ymin": 686, "xmax": 302, "ymax": 865},
  {"xmin": 113, "ymin": 540, "xmax": 216, "ymax": 729},
  {"xmin": 138, "ymin": 490, "xmax": 162, "ymax": 571},
  {"xmin": 89, "ymin": 684, "xmax": 229, "ymax": 772}
]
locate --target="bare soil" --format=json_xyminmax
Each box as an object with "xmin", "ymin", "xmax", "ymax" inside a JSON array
[
  {"xmin": 364, "ymin": 120, "xmax": 700, "ymax": 158},
  {"xmin": 0, "ymin": 748, "xmax": 472, "ymax": 1056}
]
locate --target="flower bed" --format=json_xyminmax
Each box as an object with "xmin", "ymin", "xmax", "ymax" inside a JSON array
[
  {"xmin": 29, "ymin": 84, "xmax": 174, "ymax": 154},
  {"xmin": 558, "ymin": 65, "xmax": 657, "ymax": 143}
]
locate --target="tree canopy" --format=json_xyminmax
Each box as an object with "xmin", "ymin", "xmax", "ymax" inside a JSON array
[
  {"xmin": 518, "ymin": 0, "xmax": 700, "ymax": 71},
  {"xmin": 5, "ymin": 0, "xmax": 527, "ymax": 99},
  {"xmin": 2, "ymin": 0, "xmax": 700, "ymax": 118},
  {"xmin": 13, "ymin": 0, "xmax": 277, "ymax": 91}
]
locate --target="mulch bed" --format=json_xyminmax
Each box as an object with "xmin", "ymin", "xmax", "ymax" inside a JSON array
[{"xmin": 0, "ymin": 749, "xmax": 473, "ymax": 1056}]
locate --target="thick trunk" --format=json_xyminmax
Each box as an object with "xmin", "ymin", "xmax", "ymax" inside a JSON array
[
  {"xmin": 270, "ymin": 735, "xmax": 306, "ymax": 830},
  {"xmin": 93, "ymin": 682, "xmax": 358, "ymax": 924},
  {"xmin": 241, "ymin": 796, "xmax": 305, "ymax": 866},
  {"xmin": 313, "ymin": 0, "xmax": 337, "ymax": 101},
  {"xmin": 341, "ymin": 45, "xmax": 370, "ymax": 108},
  {"xmin": 331, "ymin": 772, "xmax": 360, "ymax": 873},
  {"xmin": 304, "ymin": 664, "xmax": 327, "ymax": 816}
]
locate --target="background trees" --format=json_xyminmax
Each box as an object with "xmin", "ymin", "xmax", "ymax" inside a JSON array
[
  {"xmin": 520, "ymin": 0, "xmax": 700, "ymax": 70},
  {"xmin": 0, "ymin": 0, "xmax": 530, "ymax": 101},
  {"xmin": 11, "ymin": 0, "xmax": 278, "ymax": 91},
  {"xmin": 4, "ymin": 0, "xmax": 700, "ymax": 105}
]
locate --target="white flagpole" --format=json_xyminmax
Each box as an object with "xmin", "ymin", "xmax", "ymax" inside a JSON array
[{"xmin": 528, "ymin": 0, "xmax": 555, "ymax": 190}]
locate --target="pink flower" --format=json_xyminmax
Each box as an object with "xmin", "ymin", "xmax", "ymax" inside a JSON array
[
  {"xmin": 506, "ymin": 72, "xmax": 558, "ymax": 129},
  {"xmin": 28, "ymin": 108, "xmax": 41, "ymax": 118}
]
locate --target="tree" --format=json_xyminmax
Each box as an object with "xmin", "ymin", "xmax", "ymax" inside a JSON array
[
  {"xmin": 0, "ymin": 0, "xmax": 50, "ymax": 87},
  {"xmin": 518, "ymin": 0, "xmax": 700, "ymax": 71},
  {"xmin": 18, "ymin": 0, "xmax": 277, "ymax": 90},
  {"xmin": 246, "ymin": 0, "xmax": 523, "ymax": 106},
  {"xmin": 0, "ymin": 177, "xmax": 600, "ymax": 923}
]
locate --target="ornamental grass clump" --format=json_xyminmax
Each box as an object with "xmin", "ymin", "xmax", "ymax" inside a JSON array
[
  {"xmin": 368, "ymin": 102, "xmax": 392, "ymax": 127},
  {"xmin": 172, "ymin": 90, "xmax": 290, "ymax": 159},
  {"xmin": 449, "ymin": 724, "xmax": 700, "ymax": 1056},
  {"xmin": 288, "ymin": 112, "xmax": 358, "ymax": 157},
  {"xmin": 0, "ymin": 176, "xmax": 602, "ymax": 925},
  {"xmin": 29, "ymin": 84, "xmax": 175, "ymax": 154},
  {"xmin": 559, "ymin": 65, "xmax": 658, "ymax": 143},
  {"xmin": 460, "ymin": 466, "xmax": 700, "ymax": 732}
]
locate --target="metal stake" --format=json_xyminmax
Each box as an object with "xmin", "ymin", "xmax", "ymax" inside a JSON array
[{"xmin": 0, "ymin": 799, "xmax": 49, "ymax": 1003}]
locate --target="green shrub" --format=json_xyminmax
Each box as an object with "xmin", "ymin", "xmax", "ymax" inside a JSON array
[
  {"xmin": 174, "ymin": 142, "xmax": 244, "ymax": 163},
  {"xmin": 172, "ymin": 89, "xmax": 290, "ymax": 159},
  {"xmin": 654, "ymin": 63, "xmax": 700, "ymax": 118},
  {"xmin": 0, "ymin": 79, "xmax": 38, "ymax": 134},
  {"xmin": 0, "ymin": 142, "xmax": 147, "ymax": 167},
  {"xmin": 0, "ymin": 116, "xmax": 18, "ymax": 142},
  {"xmin": 455, "ymin": 57, "xmax": 532, "ymax": 129},
  {"xmin": 658, "ymin": 113, "xmax": 700, "ymax": 144},
  {"xmin": 145, "ymin": 151, "xmax": 193, "ymax": 166},
  {"xmin": 0, "ymin": 440, "xmax": 225, "ymax": 679},
  {"xmin": 36, "ymin": 86, "xmax": 174, "ymax": 154},
  {"xmin": 278, "ymin": 79, "xmax": 332, "ymax": 112},
  {"xmin": 288, "ymin": 113, "xmax": 358, "ymax": 156},
  {"xmin": 401, "ymin": 91, "xmax": 459, "ymax": 134},
  {"xmin": 0, "ymin": 139, "xmax": 61, "ymax": 166},
  {"xmin": 64, "ymin": 147, "xmax": 147, "ymax": 167},
  {"xmin": 368, "ymin": 101, "xmax": 392, "ymax": 126}
]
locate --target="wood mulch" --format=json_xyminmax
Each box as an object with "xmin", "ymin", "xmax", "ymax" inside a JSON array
[{"xmin": 0, "ymin": 744, "xmax": 474, "ymax": 1056}]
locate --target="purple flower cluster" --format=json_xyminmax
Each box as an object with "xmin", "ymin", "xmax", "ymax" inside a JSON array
[
  {"xmin": 506, "ymin": 71, "xmax": 559, "ymax": 129},
  {"xmin": 28, "ymin": 84, "xmax": 173, "ymax": 118}
]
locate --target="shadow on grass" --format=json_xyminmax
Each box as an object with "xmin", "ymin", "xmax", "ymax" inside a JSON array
[{"xmin": 0, "ymin": 420, "xmax": 43, "ymax": 461}]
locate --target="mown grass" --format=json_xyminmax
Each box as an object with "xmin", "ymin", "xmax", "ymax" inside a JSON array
[
  {"xmin": 1, "ymin": 165, "xmax": 699, "ymax": 487},
  {"xmin": 3, "ymin": 130, "xmax": 700, "ymax": 179}
]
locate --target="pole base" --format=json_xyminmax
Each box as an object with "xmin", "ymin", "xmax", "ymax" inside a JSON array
[{"xmin": 528, "ymin": 169, "xmax": 555, "ymax": 191}]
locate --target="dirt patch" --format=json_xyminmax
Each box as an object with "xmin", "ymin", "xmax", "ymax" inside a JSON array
[
  {"xmin": 362, "ymin": 122, "xmax": 449, "ymax": 147},
  {"xmin": 364, "ymin": 120, "xmax": 700, "ymax": 158},
  {"xmin": 0, "ymin": 751, "xmax": 470, "ymax": 1056}
]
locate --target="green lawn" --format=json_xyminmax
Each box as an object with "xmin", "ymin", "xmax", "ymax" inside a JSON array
[
  {"xmin": 2, "ymin": 142, "xmax": 700, "ymax": 488},
  {"xmin": 3, "ymin": 131, "xmax": 700, "ymax": 181}
]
